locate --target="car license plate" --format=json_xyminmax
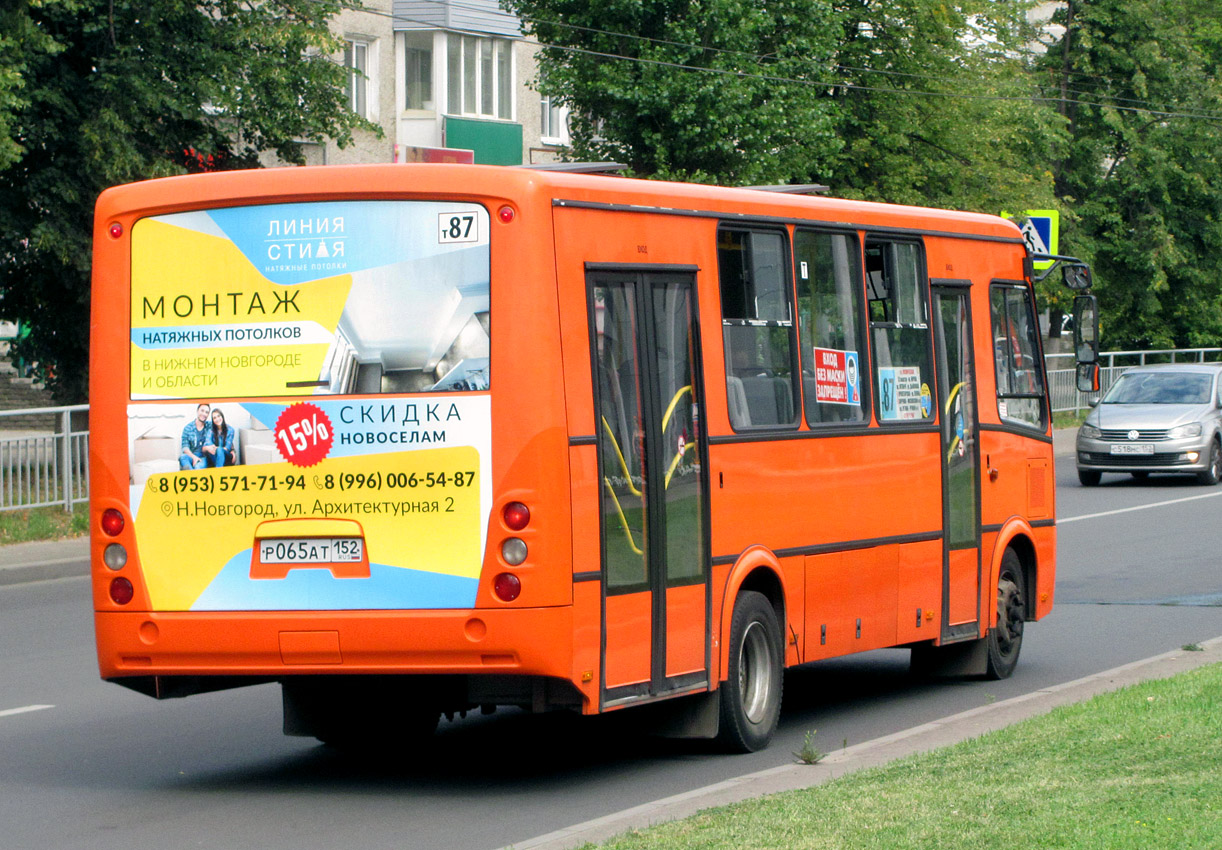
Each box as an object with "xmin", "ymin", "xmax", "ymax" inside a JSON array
[
  {"xmin": 259, "ymin": 537, "xmax": 364, "ymax": 564},
  {"xmin": 1110, "ymin": 444, "xmax": 1154, "ymax": 455}
]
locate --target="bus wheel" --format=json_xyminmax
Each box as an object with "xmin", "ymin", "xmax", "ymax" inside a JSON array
[
  {"xmin": 985, "ymin": 551, "xmax": 1025, "ymax": 680},
  {"xmin": 717, "ymin": 590, "xmax": 783, "ymax": 753}
]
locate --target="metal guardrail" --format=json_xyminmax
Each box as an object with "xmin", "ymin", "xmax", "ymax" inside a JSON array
[
  {"xmin": 0, "ymin": 405, "xmax": 89, "ymax": 513},
  {"xmin": 0, "ymin": 347, "xmax": 1216, "ymax": 510},
  {"xmin": 1047, "ymin": 348, "xmax": 1222, "ymax": 413}
]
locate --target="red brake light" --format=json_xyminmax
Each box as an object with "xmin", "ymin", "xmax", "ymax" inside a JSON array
[
  {"xmin": 502, "ymin": 501, "xmax": 530, "ymax": 531},
  {"xmin": 493, "ymin": 572, "xmax": 521, "ymax": 602},
  {"xmin": 109, "ymin": 577, "xmax": 134, "ymax": 605},
  {"xmin": 101, "ymin": 509, "xmax": 125, "ymax": 537}
]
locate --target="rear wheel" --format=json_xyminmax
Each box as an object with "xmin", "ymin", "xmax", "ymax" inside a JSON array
[
  {"xmin": 717, "ymin": 590, "xmax": 783, "ymax": 753},
  {"xmin": 985, "ymin": 550, "xmax": 1025, "ymax": 680},
  {"xmin": 1077, "ymin": 468, "xmax": 1101, "ymax": 486},
  {"xmin": 1196, "ymin": 439, "xmax": 1221, "ymax": 486}
]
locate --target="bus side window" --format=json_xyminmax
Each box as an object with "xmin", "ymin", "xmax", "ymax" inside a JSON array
[
  {"xmin": 865, "ymin": 240, "xmax": 934, "ymax": 423},
  {"xmin": 990, "ymin": 283, "xmax": 1047, "ymax": 430},
  {"xmin": 717, "ymin": 227, "xmax": 798, "ymax": 430},
  {"xmin": 795, "ymin": 229, "xmax": 868, "ymax": 425}
]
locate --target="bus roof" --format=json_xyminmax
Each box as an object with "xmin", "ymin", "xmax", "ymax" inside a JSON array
[{"xmin": 96, "ymin": 163, "xmax": 1022, "ymax": 243}]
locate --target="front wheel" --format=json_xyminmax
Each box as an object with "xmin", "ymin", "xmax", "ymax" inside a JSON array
[
  {"xmin": 985, "ymin": 550, "xmax": 1025, "ymax": 680},
  {"xmin": 1196, "ymin": 439, "xmax": 1221, "ymax": 486},
  {"xmin": 1078, "ymin": 468, "xmax": 1101, "ymax": 486},
  {"xmin": 717, "ymin": 590, "xmax": 783, "ymax": 753}
]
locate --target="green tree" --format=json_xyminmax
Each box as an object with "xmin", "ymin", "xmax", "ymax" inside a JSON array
[
  {"xmin": 503, "ymin": 0, "xmax": 845, "ymax": 184},
  {"xmin": 0, "ymin": 0, "xmax": 368, "ymax": 401},
  {"xmin": 1046, "ymin": 0, "xmax": 1222, "ymax": 349},
  {"xmin": 823, "ymin": 0, "xmax": 1065, "ymax": 216}
]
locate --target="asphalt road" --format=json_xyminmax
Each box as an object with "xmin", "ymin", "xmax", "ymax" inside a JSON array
[{"xmin": 1, "ymin": 454, "xmax": 1220, "ymax": 850}]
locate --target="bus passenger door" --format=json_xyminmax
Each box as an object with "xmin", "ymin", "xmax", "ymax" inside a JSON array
[
  {"xmin": 933, "ymin": 284, "xmax": 982, "ymax": 642},
  {"xmin": 589, "ymin": 268, "xmax": 710, "ymax": 707}
]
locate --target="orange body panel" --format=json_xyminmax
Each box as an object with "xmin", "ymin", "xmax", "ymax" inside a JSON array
[{"xmin": 90, "ymin": 164, "xmax": 1057, "ymax": 719}]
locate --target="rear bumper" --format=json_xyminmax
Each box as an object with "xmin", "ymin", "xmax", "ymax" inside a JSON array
[{"xmin": 95, "ymin": 606, "xmax": 575, "ymax": 682}]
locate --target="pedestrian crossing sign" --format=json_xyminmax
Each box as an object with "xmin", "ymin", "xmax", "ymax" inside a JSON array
[{"xmin": 1001, "ymin": 210, "xmax": 1059, "ymax": 270}]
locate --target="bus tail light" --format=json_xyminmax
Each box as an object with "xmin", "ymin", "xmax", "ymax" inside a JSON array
[
  {"xmin": 502, "ymin": 501, "xmax": 530, "ymax": 531},
  {"xmin": 109, "ymin": 577, "xmax": 134, "ymax": 605},
  {"xmin": 501, "ymin": 537, "xmax": 527, "ymax": 565},
  {"xmin": 493, "ymin": 572, "xmax": 521, "ymax": 602},
  {"xmin": 103, "ymin": 544, "xmax": 128, "ymax": 570},
  {"xmin": 101, "ymin": 508, "xmax": 125, "ymax": 537}
]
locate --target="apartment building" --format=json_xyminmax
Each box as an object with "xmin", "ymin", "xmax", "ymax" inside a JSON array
[{"xmin": 292, "ymin": 0, "xmax": 568, "ymax": 167}]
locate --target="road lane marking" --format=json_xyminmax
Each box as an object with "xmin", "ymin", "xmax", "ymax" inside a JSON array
[
  {"xmin": 0, "ymin": 705, "xmax": 54, "ymax": 718},
  {"xmin": 1060, "ymin": 489, "xmax": 1222, "ymax": 524}
]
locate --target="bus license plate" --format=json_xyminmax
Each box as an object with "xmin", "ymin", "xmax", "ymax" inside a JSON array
[
  {"xmin": 1110, "ymin": 444, "xmax": 1154, "ymax": 455},
  {"xmin": 259, "ymin": 538, "xmax": 364, "ymax": 564}
]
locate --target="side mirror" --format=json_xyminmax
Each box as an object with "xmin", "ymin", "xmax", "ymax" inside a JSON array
[
  {"xmin": 1063, "ymin": 263, "xmax": 1092, "ymax": 291},
  {"xmin": 1072, "ymin": 294, "xmax": 1099, "ymax": 363},
  {"xmin": 1077, "ymin": 362, "xmax": 1100, "ymax": 393}
]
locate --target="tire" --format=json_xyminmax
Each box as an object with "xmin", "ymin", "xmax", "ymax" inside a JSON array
[
  {"xmin": 1130, "ymin": 471, "xmax": 1149, "ymax": 481},
  {"xmin": 985, "ymin": 550, "xmax": 1025, "ymax": 680},
  {"xmin": 1077, "ymin": 468, "xmax": 1101, "ymax": 487},
  {"xmin": 717, "ymin": 590, "xmax": 783, "ymax": 753},
  {"xmin": 1196, "ymin": 439, "xmax": 1221, "ymax": 486}
]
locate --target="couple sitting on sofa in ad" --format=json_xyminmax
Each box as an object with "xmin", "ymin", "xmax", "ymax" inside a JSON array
[{"xmin": 180, "ymin": 403, "xmax": 239, "ymax": 470}]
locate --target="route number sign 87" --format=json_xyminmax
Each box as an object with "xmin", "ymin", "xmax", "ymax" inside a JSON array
[{"xmin": 438, "ymin": 212, "xmax": 478, "ymax": 244}]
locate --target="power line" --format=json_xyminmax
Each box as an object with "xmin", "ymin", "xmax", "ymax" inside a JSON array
[{"xmin": 335, "ymin": 0, "xmax": 1222, "ymax": 123}]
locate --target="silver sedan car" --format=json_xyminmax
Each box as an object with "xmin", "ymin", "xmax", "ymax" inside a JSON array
[{"xmin": 1076, "ymin": 363, "xmax": 1222, "ymax": 486}]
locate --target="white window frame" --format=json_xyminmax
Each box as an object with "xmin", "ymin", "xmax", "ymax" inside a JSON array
[
  {"xmin": 540, "ymin": 95, "xmax": 570, "ymax": 145},
  {"xmin": 400, "ymin": 30, "xmax": 435, "ymax": 113},
  {"xmin": 344, "ymin": 37, "xmax": 377, "ymax": 120},
  {"xmin": 446, "ymin": 34, "xmax": 514, "ymax": 121}
]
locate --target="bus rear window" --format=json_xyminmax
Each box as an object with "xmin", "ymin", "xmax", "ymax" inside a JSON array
[{"xmin": 129, "ymin": 201, "xmax": 490, "ymax": 400}]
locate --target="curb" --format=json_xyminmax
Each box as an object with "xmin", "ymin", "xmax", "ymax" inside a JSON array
[
  {"xmin": 0, "ymin": 537, "xmax": 89, "ymax": 586},
  {"xmin": 501, "ymin": 635, "xmax": 1222, "ymax": 850}
]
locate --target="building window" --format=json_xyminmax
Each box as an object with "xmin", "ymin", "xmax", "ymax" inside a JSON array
[
  {"xmin": 404, "ymin": 31, "xmax": 433, "ymax": 111},
  {"xmin": 541, "ymin": 96, "xmax": 569, "ymax": 143},
  {"xmin": 344, "ymin": 39, "xmax": 369, "ymax": 117},
  {"xmin": 447, "ymin": 34, "xmax": 513, "ymax": 120}
]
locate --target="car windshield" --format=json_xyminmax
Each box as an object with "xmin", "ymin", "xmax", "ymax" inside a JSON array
[{"xmin": 1102, "ymin": 372, "xmax": 1213, "ymax": 405}]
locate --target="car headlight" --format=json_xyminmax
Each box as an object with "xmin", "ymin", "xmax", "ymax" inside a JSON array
[
  {"xmin": 1168, "ymin": 423, "xmax": 1203, "ymax": 439},
  {"xmin": 1079, "ymin": 424, "xmax": 1101, "ymax": 439}
]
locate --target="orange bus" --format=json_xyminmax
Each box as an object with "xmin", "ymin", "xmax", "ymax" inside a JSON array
[{"xmin": 90, "ymin": 164, "xmax": 1087, "ymax": 752}]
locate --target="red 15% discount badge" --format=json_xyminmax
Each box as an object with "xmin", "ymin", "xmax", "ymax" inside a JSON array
[{"xmin": 274, "ymin": 402, "xmax": 335, "ymax": 468}]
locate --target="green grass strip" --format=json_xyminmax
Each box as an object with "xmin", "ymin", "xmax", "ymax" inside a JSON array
[
  {"xmin": 0, "ymin": 506, "xmax": 87, "ymax": 544},
  {"xmin": 590, "ymin": 663, "xmax": 1222, "ymax": 850}
]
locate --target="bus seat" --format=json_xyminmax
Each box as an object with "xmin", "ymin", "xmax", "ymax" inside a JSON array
[{"xmin": 727, "ymin": 376, "xmax": 752, "ymax": 428}]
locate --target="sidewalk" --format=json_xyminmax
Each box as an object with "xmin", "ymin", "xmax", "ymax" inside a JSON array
[{"xmin": 0, "ymin": 536, "xmax": 89, "ymax": 586}]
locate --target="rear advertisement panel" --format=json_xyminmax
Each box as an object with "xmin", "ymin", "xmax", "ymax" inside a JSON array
[{"xmin": 126, "ymin": 201, "xmax": 492, "ymax": 612}]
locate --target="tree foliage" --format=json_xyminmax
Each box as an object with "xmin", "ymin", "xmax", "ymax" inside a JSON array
[
  {"xmin": 504, "ymin": 0, "xmax": 846, "ymax": 184},
  {"xmin": 1044, "ymin": 0, "xmax": 1222, "ymax": 350},
  {"xmin": 0, "ymin": 0, "xmax": 367, "ymax": 401}
]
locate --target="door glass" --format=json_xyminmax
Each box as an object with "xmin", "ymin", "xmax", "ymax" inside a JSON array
[
  {"xmin": 594, "ymin": 285, "xmax": 648, "ymax": 591},
  {"xmin": 937, "ymin": 292, "xmax": 977, "ymax": 549},
  {"xmin": 651, "ymin": 282, "xmax": 704, "ymax": 585}
]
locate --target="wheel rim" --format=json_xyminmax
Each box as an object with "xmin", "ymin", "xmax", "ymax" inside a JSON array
[
  {"xmin": 995, "ymin": 573, "xmax": 1024, "ymax": 659},
  {"xmin": 738, "ymin": 621, "xmax": 773, "ymax": 724},
  {"xmin": 1211, "ymin": 443, "xmax": 1220, "ymax": 479}
]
